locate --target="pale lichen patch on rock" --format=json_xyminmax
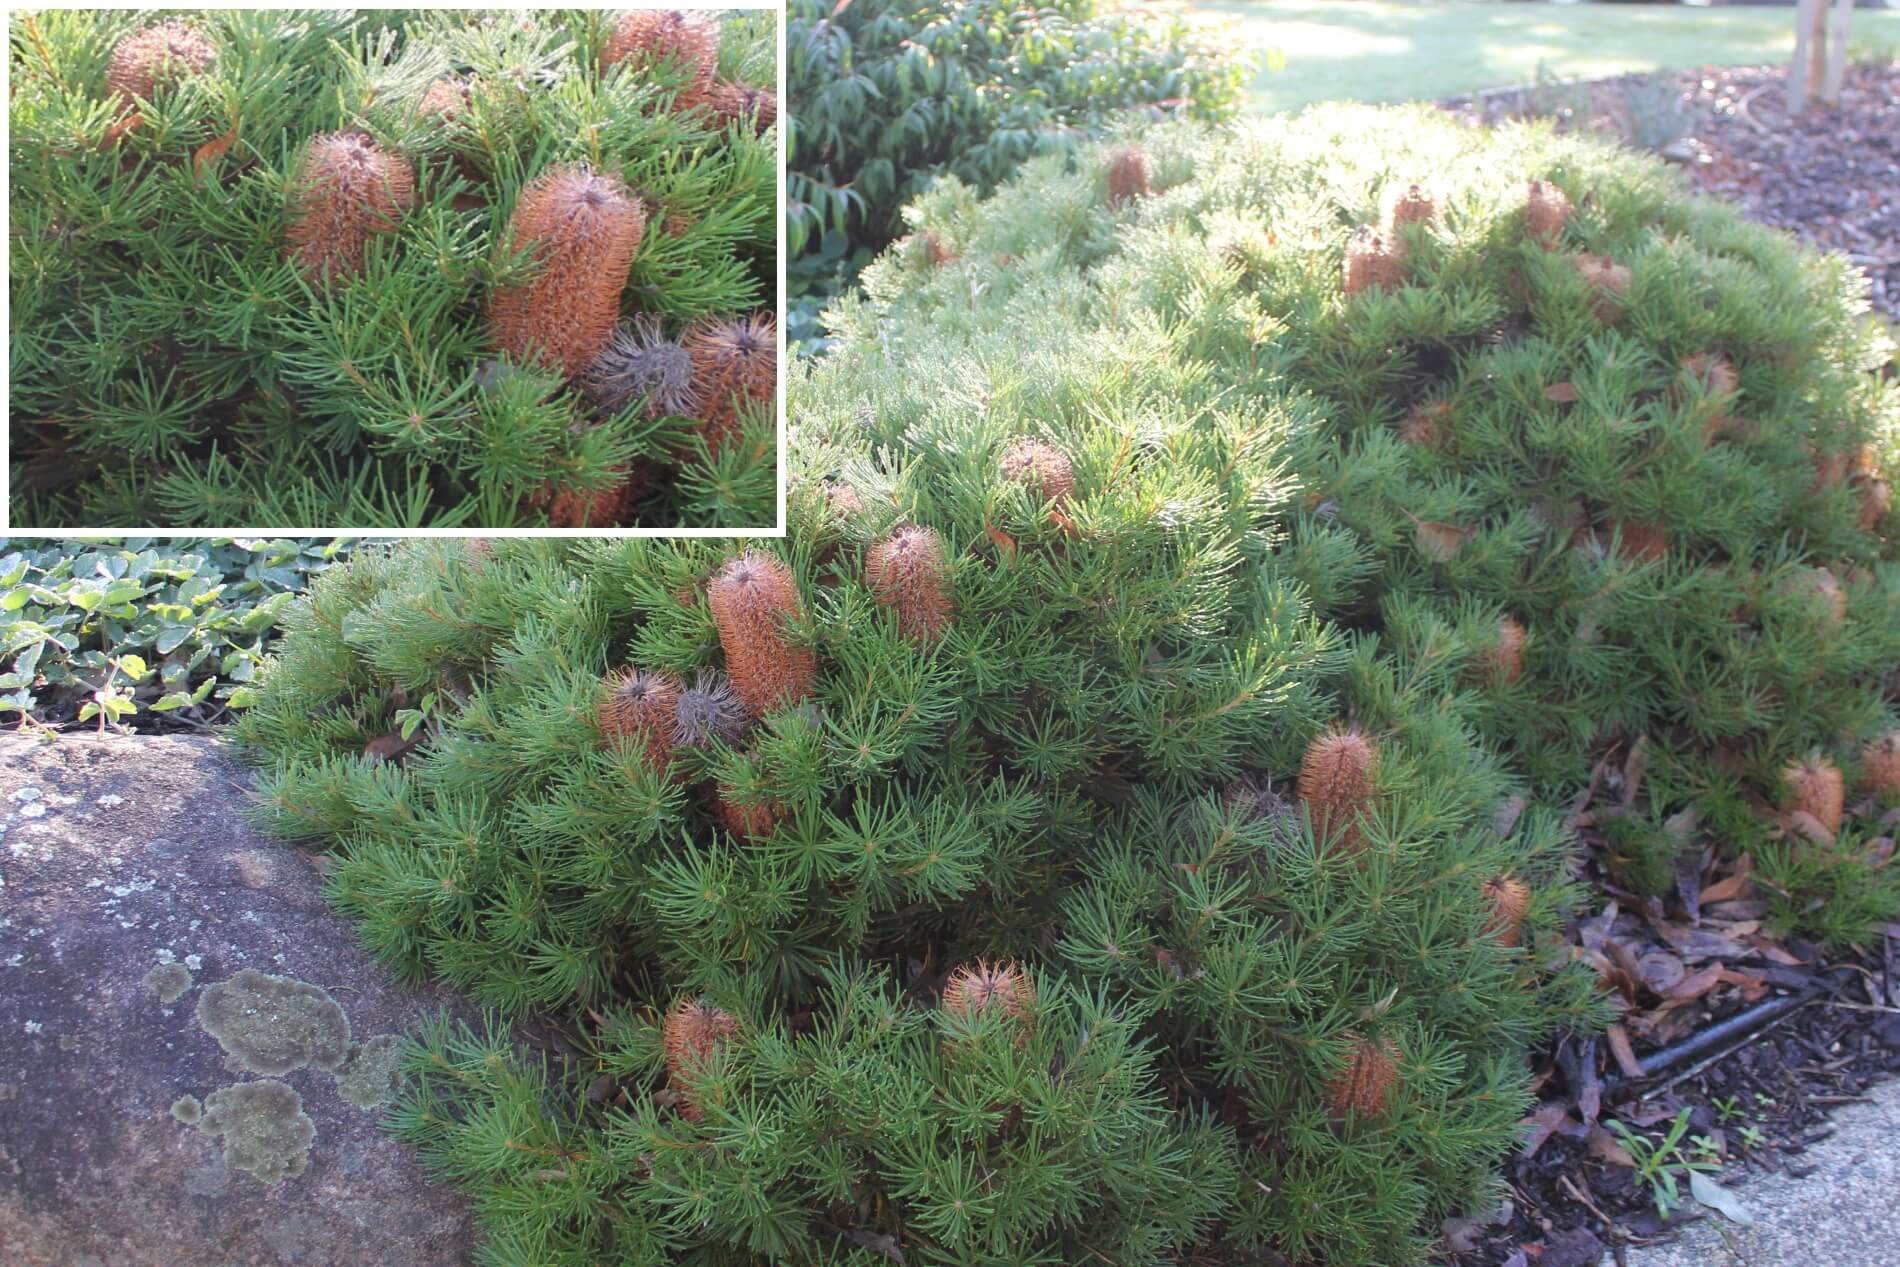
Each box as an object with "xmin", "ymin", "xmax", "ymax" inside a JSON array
[
  {"xmin": 195, "ymin": 968, "xmax": 351, "ymax": 1075},
  {"xmin": 171, "ymin": 1094, "xmax": 202, "ymax": 1124},
  {"xmin": 197, "ymin": 1079, "xmax": 316, "ymax": 1184},
  {"xmin": 333, "ymin": 1033, "xmax": 405, "ymax": 1109},
  {"xmin": 142, "ymin": 961, "xmax": 192, "ymax": 1004}
]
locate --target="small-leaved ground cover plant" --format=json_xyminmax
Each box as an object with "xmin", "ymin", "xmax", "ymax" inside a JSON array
[
  {"xmin": 10, "ymin": 8, "xmax": 778, "ymax": 528},
  {"xmin": 833, "ymin": 103, "xmax": 1900, "ymax": 944}
]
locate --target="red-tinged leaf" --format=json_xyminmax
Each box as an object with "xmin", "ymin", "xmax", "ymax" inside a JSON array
[
  {"xmin": 1520, "ymin": 1101, "xmax": 1574, "ymax": 1158},
  {"xmin": 1665, "ymin": 964, "xmax": 1724, "ymax": 1001},
  {"xmin": 1638, "ymin": 950, "xmax": 1686, "ymax": 995},
  {"xmin": 1619, "ymin": 735, "xmax": 1650, "ymax": 810},
  {"xmin": 1716, "ymin": 967, "xmax": 1770, "ymax": 1001},
  {"xmin": 1545, "ymin": 381, "xmax": 1581, "ymax": 403},
  {"xmin": 1413, "ymin": 519, "xmax": 1472, "ymax": 563},
  {"xmin": 1700, "ymin": 860, "xmax": 1756, "ymax": 905},
  {"xmin": 983, "ymin": 515, "xmax": 1017, "ymax": 558},
  {"xmin": 1606, "ymin": 1024, "xmax": 1646, "ymax": 1078},
  {"xmin": 1741, "ymin": 934, "xmax": 1806, "ymax": 967},
  {"xmin": 1587, "ymin": 1123, "xmax": 1636, "ymax": 1167},
  {"xmin": 194, "ymin": 120, "xmax": 238, "ymax": 179}
]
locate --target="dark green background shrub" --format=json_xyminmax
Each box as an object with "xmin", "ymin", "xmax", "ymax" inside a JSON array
[
  {"xmin": 233, "ymin": 317, "xmax": 1596, "ymax": 1263},
  {"xmin": 830, "ymin": 103, "xmax": 1900, "ymax": 942},
  {"xmin": 0, "ymin": 536, "xmax": 357, "ymax": 729},
  {"xmin": 786, "ymin": 0, "xmax": 1251, "ymax": 351},
  {"xmin": 9, "ymin": 8, "xmax": 777, "ymax": 528}
]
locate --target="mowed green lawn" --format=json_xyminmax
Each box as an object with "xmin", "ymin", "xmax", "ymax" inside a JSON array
[{"xmin": 1165, "ymin": 0, "xmax": 1900, "ymax": 112}]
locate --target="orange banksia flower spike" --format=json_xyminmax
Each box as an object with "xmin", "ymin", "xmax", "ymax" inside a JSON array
[
  {"xmin": 1782, "ymin": 756, "xmax": 1844, "ymax": 838},
  {"xmin": 1328, "ymin": 1032, "xmax": 1402, "ymax": 1118},
  {"xmin": 1387, "ymin": 184, "xmax": 1436, "ymax": 229},
  {"xmin": 683, "ymin": 311, "xmax": 776, "ymax": 456},
  {"xmin": 1524, "ymin": 180, "xmax": 1572, "ymax": 248},
  {"xmin": 1399, "ymin": 401, "xmax": 1451, "ymax": 450},
  {"xmin": 599, "ymin": 668, "xmax": 681, "ymax": 774},
  {"xmin": 1478, "ymin": 617, "xmax": 1527, "ymax": 686},
  {"xmin": 1298, "ymin": 729, "xmax": 1381, "ymax": 855},
  {"xmin": 1481, "ymin": 875, "xmax": 1532, "ymax": 947},
  {"xmin": 941, "ymin": 960, "xmax": 1036, "ymax": 1044},
  {"xmin": 1572, "ymin": 253, "xmax": 1631, "ymax": 323},
  {"xmin": 1862, "ymin": 733, "xmax": 1900, "ymax": 796},
  {"xmin": 1000, "ymin": 438, "xmax": 1079, "ymax": 534},
  {"xmin": 707, "ymin": 551, "xmax": 815, "ymax": 717},
  {"xmin": 284, "ymin": 133, "xmax": 416, "ymax": 287},
  {"xmin": 106, "ymin": 19, "xmax": 216, "ymax": 139},
  {"xmin": 1609, "ymin": 516, "xmax": 1667, "ymax": 564},
  {"xmin": 1343, "ymin": 228, "xmax": 1406, "ymax": 298},
  {"xmin": 1106, "ymin": 147, "xmax": 1152, "ymax": 207},
  {"xmin": 708, "ymin": 82, "xmax": 777, "ymax": 135},
  {"xmin": 601, "ymin": 9, "xmax": 720, "ymax": 110},
  {"xmin": 488, "ymin": 164, "xmax": 646, "ymax": 377},
  {"xmin": 714, "ymin": 784, "xmax": 780, "ymax": 838},
  {"xmin": 865, "ymin": 526, "xmax": 953, "ymax": 646},
  {"xmin": 663, "ymin": 998, "xmax": 738, "ymax": 1122}
]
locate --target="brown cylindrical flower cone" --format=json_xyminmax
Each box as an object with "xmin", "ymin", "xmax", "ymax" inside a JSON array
[
  {"xmin": 599, "ymin": 668, "xmax": 681, "ymax": 774},
  {"xmin": 707, "ymin": 551, "xmax": 815, "ymax": 717},
  {"xmin": 1778, "ymin": 565, "xmax": 1847, "ymax": 627},
  {"xmin": 714, "ymin": 785, "xmax": 779, "ymax": 838},
  {"xmin": 1609, "ymin": 516, "xmax": 1667, "ymax": 564},
  {"xmin": 1856, "ymin": 477, "xmax": 1892, "ymax": 531},
  {"xmin": 544, "ymin": 464, "xmax": 648, "ymax": 529},
  {"xmin": 1524, "ymin": 180, "xmax": 1572, "ymax": 248},
  {"xmin": 1000, "ymin": 438, "xmax": 1075, "ymax": 506},
  {"xmin": 1481, "ymin": 875, "xmax": 1532, "ymax": 947},
  {"xmin": 1106, "ymin": 146, "xmax": 1152, "ymax": 207},
  {"xmin": 488, "ymin": 164, "xmax": 646, "ymax": 377},
  {"xmin": 1298, "ymin": 729, "xmax": 1380, "ymax": 855},
  {"xmin": 684, "ymin": 311, "xmax": 776, "ymax": 456},
  {"xmin": 1862, "ymin": 733, "xmax": 1900, "ymax": 796},
  {"xmin": 662, "ymin": 998, "xmax": 738, "ymax": 1122},
  {"xmin": 1477, "ymin": 617, "xmax": 1527, "ymax": 686},
  {"xmin": 107, "ymin": 20, "xmax": 216, "ymax": 104},
  {"xmin": 941, "ymin": 960, "xmax": 1036, "ymax": 1042},
  {"xmin": 1572, "ymin": 253, "xmax": 1631, "ymax": 323},
  {"xmin": 601, "ymin": 9, "xmax": 720, "ymax": 110},
  {"xmin": 707, "ymin": 81, "xmax": 777, "ymax": 135},
  {"xmin": 865, "ymin": 526, "xmax": 953, "ymax": 646},
  {"xmin": 1328, "ymin": 1032, "xmax": 1402, "ymax": 1118},
  {"xmin": 1343, "ymin": 228, "xmax": 1406, "ymax": 298},
  {"xmin": 920, "ymin": 230, "xmax": 957, "ymax": 268},
  {"xmin": 284, "ymin": 133, "xmax": 417, "ymax": 287},
  {"xmin": 417, "ymin": 75, "xmax": 473, "ymax": 123},
  {"xmin": 1387, "ymin": 184, "xmax": 1436, "ymax": 229},
  {"xmin": 1399, "ymin": 401, "xmax": 1451, "ymax": 450},
  {"xmin": 1781, "ymin": 757, "xmax": 1845, "ymax": 838}
]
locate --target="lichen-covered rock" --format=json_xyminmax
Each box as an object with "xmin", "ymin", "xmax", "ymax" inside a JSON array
[{"xmin": 0, "ymin": 734, "xmax": 492, "ymax": 1267}]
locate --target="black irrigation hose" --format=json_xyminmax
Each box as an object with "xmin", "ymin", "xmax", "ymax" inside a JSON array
[{"xmin": 1602, "ymin": 966, "xmax": 1861, "ymax": 1096}]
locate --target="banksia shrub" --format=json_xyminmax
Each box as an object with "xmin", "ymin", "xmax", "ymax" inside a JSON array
[
  {"xmin": 661, "ymin": 997, "xmax": 737, "ymax": 1121},
  {"xmin": 1481, "ymin": 875, "xmax": 1532, "ymax": 947},
  {"xmin": 12, "ymin": 8, "xmax": 778, "ymax": 529},
  {"xmin": 579, "ymin": 316, "xmax": 698, "ymax": 420},
  {"xmin": 1524, "ymin": 178, "xmax": 1572, "ymax": 247},
  {"xmin": 708, "ymin": 82, "xmax": 777, "ymax": 135},
  {"xmin": 1299, "ymin": 728, "xmax": 1380, "ymax": 854},
  {"xmin": 683, "ymin": 312, "xmax": 776, "ymax": 455},
  {"xmin": 1863, "ymin": 733, "xmax": 1900, "ymax": 796},
  {"xmin": 1328, "ymin": 1033, "xmax": 1402, "ymax": 1118},
  {"xmin": 600, "ymin": 8, "xmax": 720, "ymax": 109},
  {"xmin": 239, "ymin": 291, "xmax": 1594, "ymax": 1263},
  {"xmin": 1343, "ymin": 227, "xmax": 1406, "ymax": 297},
  {"xmin": 1782, "ymin": 756, "xmax": 1845, "ymax": 838},
  {"xmin": 831, "ymin": 106, "xmax": 1899, "ymax": 939},
  {"xmin": 1387, "ymin": 183, "xmax": 1436, "ymax": 228},
  {"xmin": 706, "ymin": 551, "xmax": 815, "ymax": 717},
  {"xmin": 1105, "ymin": 145, "xmax": 1151, "ymax": 206},
  {"xmin": 488, "ymin": 164, "xmax": 647, "ymax": 378},
  {"xmin": 1477, "ymin": 616, "xmax": 1527, "ymax": 686},
  {"xmin": 599, "ymin": 668, "xmax": 680, "ymax": 774},
  {"xmin": 284, "ymin": 133, "xmax": 417, "ymax": 287},
  {"xmin": 864, "ymin": 525, "xmax": 953, "ymax": 645},
  {"xmin": 106, "ymin": 19, "xmax": 215, "ymax": 105}
]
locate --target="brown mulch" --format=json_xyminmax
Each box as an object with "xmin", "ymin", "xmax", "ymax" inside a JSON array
[
  {"xmin": 1441, "ymin": 59, "xmax": 1900, "ymax": 324},
  {"xmin": 1437, "ymin": 741, "xmax": 1900, "ymax": 1267}
]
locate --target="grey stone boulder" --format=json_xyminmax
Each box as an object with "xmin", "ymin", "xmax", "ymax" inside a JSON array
[{"xmin": 0, "ymin": 733, "xmax": 480, "ymax": 1267}]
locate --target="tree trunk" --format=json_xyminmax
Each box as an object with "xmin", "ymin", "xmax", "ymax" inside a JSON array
[{"xmin": 1821, "ymin": 0, "xmax": 1855, "ymax": 104}]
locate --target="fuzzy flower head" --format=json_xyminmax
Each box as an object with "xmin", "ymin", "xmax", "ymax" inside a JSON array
[
  {"xmin": 1328, "ymin": 1032, "xmax": 1402, "ymax": 1118},
  {"xmin": 581, "ymin": 316, "xmax": 698, "ymax": 419},
  {"xmin": 709, "ymin": 82, "xmax": 777, "ymax": 135},
  {"xmin": 488, "ymin": 164, "xmax": 647, "ymax": 377},
  {"xmin": 1106, "ymin": 146, "xmax": 1151, "ymax": 207},
  {"xmin": 1781, "ymin": 756, "xmax": 1844, "ymax": 838},
  {"xmin": 673, "ymin": 670, "xmax": 748, "ymax": 749},
  {"xmin": 284, "ymin": 133, "xmax": 417, "ymax": 287},
  {"xmin": 706, "ymin": 551, "xmax": 815, "ymax": 717},
  {"xmin": 601, "ymin": 9, "xmax": 720, "ymax": 110},
  {"xmin": 1481, "ymin": 875, "xmax": 1532, "ymax": 947},
  {"xmin": 941, "ymin": 960, "xmax": 1037, "ymax": 1039},
  {"xmin": 107, "ymin": 20, "xmax": 216, "ymax": 104},
  {"xmin": 1524, "ymin": 179, "xmax": 1572, "ymax": 248},
  {"xmin": 684, "ymin": 311, "xmax": 776, "ymax": 455},
  {"xmin": 1343, "ymin": 228, "xmax": 1406, "ymax": 298},
  {"xmin": 1386, "ymin": 183, "xmax": 1436, "ymax": 229},
  {"xmin": 864, "ymin": 525, "xmax": 953, "ymax": 646},
  {"xmin": 1298, "ymin": 728, "xmax": 1380, "ymax": 855},
  {"xmin": 662, "ymin": 997, "xmax": 738, "ymax": 1122},
  {"xmin": 599, "ymin": 668, "xmax": 681, "ymax": 773}
]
